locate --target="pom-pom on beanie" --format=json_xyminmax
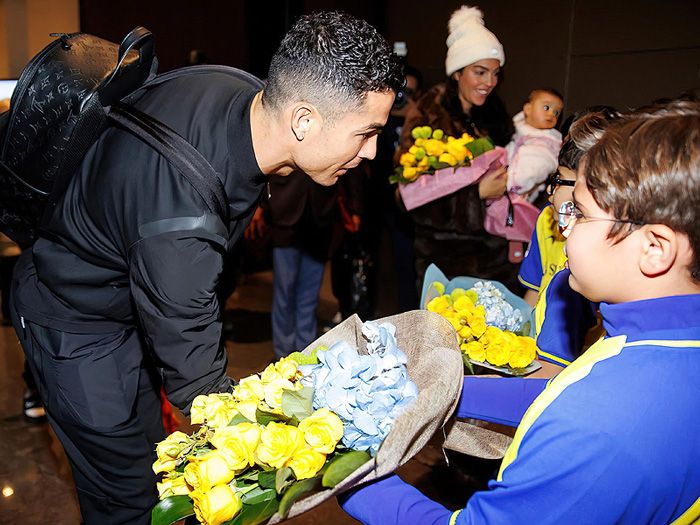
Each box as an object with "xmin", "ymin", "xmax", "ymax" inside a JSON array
[{"xmin": 445, "ymin": 5, "xmax": 505, "ymax": 76}]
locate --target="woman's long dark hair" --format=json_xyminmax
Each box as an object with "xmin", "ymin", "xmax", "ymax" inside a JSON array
[{"xmin": 442, "ymin": 74, "xmax": 513, "ymax": 146}]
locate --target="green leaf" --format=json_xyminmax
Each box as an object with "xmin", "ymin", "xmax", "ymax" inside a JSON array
[
  {"xmin": 257, "ymin": 469, "xmax": 276, "ymax": 489},
  {"xmin": 241, "ymin": 485, "xmax": 277, "ymax": 505},
  {"xmin": 223, "ymin": 497, "xmax": 279, "ymax": 525},
  {"xmin": 278, "ymin": 476, "xmax": 322, "ymax": 519},
  {"xmin": 465, "ymin": 137, "xmax": 495, "ymax": 158},
  {"xmin": 275, "ymin": 466, "xmax": 293, "ymax": 494},
  {"xmin": 321, "ymin": 450, "xmax": 372, "ymax": 488},
  {"xmin": 255, "ymin": 409, "xmax": 291, "ymax": 426},
  {"xmin": 228, "ymin": 412, "xmax": 250, "ymax": 426},
  {"xmin": 151, "ymin": 495, "xmax": 194, "ymax": 525},
  {"xmin": 281, "ymin": 386, "xmax": 314, "ymax": 421},
  {"xmin": 462, "ymin": 353, "xmax": 475, "ymax": 375}
]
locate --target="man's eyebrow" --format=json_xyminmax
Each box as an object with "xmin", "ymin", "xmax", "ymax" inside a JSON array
[{"xmin": 358, "ymin": 123, "xmax": 384, "ymax": 133}]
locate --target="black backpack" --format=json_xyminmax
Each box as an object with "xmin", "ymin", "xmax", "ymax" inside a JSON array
[{"xmin": 0, "ymin": 27, "xmax": 263, "ymax": 248}]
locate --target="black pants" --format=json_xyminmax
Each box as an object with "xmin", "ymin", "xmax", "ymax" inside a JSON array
[{"xmin": 11, "ymin": 304, "xmax": 165, "ymax": 525}]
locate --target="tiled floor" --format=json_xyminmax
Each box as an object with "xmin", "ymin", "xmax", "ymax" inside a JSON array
[{"xmin": 0, "ymin": 267, "xmax": 494, "ymax": 524}]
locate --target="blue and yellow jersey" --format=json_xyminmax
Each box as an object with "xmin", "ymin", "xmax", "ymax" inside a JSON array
[
  {"xmin": 518, "ymin": 205, "xmax": 567, "ymax": 294},
  {"xmin": 451, "ymin": 293, "xmax": 700, "ymax": 525},
  {"xmin": 535, "ymin": 269, "xmax": 600, "ymax": 366}
]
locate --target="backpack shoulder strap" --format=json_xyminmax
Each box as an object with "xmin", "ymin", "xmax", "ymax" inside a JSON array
[{"xmin": 108, "ymin": 102, "xmax": 230, "ymax": 224}]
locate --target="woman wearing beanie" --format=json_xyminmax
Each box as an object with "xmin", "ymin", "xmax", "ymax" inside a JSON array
[{"xmin": 397, "ymin": 5, "xmax": 516, "ymax": 292}]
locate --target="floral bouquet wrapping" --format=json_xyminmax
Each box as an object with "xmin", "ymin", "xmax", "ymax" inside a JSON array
[
  {"xmin": 392, "ymin": 125, "xmax": 502, "ymax": 212},
  {"xmin": 421, "ymin": 263, "xmax": 538, "ymax": 375},
  {"xmin": 419, "ymin": 264, "xmax": 538, "ymax": 458},
  {"xmin": 152, "ymin": 311, "xmax": 463, "ymax": 525}
]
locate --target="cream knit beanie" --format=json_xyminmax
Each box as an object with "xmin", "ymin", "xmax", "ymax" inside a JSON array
[{"xmin": 445, "ymin": 6, "xmax": 505, "ymax": 76}]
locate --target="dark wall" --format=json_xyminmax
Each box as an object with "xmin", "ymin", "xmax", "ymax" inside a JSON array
[
  {"xmin": 384, "ymin": 0, "xmax": 700, "ymax": 116},
  {"xmin": 81, "ymin": 0, "xmax": 700, "ymax": 116}
]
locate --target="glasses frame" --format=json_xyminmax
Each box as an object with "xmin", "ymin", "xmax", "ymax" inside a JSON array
[
  {"xmin": 545, "ymin": 171, "xmax": 576, "ymax": 196},
  {"xmin": 557, "ymin": 200, "xmax": 644, "ymax": 237}
]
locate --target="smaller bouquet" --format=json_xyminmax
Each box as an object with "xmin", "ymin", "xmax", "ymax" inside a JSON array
[
  {"xmin": 426, "ymin": 281, "xmax": 537, "ymax": 374},
  {"xmin": 390, "ymin": 126, "xmax": 494, "ymax": 184}
]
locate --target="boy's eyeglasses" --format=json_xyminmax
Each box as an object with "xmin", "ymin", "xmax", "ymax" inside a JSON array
[
  {"xmin": 545, "ymin": 171, "xmax": 576, "ymax": 196},
  {"xmin": 557, "ymin": 200, "xmax": 644, "ymax": 237}
]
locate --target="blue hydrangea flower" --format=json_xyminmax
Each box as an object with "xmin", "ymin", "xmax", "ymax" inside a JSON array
[
  {"xmin": 471, "ymin": 281, "xmax": 523, "ymax": 333},
  {"xmin": 299, "ymin": 321, "xmax": 418, "ymax": 455}
]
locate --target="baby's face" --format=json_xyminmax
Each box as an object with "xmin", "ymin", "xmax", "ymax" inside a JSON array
[{"xmin": 524, "ymin": 92, "xmax": 564, "ymax": 129}]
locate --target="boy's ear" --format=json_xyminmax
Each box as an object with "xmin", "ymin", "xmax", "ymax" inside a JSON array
[
  {"xmin": 290, "ymin": 103, "xmax": 320, "ymax": 141},
  {"xmin": 638, "ymin": 224, "xmax": 677, "ymax": 277}
]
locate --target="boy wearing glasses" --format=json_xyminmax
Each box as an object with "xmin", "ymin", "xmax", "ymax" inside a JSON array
[
  {"xmin": 341, "ymin": 101, "xmax": 700, "ymax": 525},
  {"xmin": 517, "ymin": 110, "xmax": 615, "ymax": 307}
]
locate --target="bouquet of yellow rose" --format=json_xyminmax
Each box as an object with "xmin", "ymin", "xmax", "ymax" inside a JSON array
[
  {"xmin": 151, "ymin": 354, "xmax": 366, "ymax": 525},
  {"xmin": 390, "ymin": 126, "xmax": 494, "ymax": 184},
  {"xmin": 151, "ymin": 318, "xmax": 429, "ymax": 525},
  {"xmin": 426, "ymin": 281, "xmax": 538, "ymax": 375}
]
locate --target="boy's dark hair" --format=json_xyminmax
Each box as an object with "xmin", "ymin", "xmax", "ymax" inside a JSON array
[
  {"xmin": 584, "ymin": 101, "xmax": 700, "ymax": 280},
  {"xmin": 558, "ymin": 107, "xmax": 621, "ymax": 170},
  {"xmin": 263, "ymin": 11, "xmax": 404, "ymax": 122}
]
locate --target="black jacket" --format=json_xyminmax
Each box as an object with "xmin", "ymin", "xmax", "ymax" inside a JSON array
[{"xmin": 13, "ymin": 71, "xmax": 265, "ymax": 410}]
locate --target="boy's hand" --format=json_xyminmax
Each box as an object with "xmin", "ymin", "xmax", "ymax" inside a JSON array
[{"xmin": 478, "ymin": 166, "xmax": 508, "ymax": 200}]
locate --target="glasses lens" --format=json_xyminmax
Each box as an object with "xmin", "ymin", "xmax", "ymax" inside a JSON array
[{"xmin": 558, "ymin": 200, "xmax": 576, "ymax": 229}]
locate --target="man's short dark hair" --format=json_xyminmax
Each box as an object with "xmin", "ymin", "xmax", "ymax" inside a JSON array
[{"xmin": 263, "ymin": 11, "xmax": 404, "ymax": 122}]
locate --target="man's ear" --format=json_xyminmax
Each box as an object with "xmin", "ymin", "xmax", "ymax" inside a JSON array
[
  {"xmin": 638, "ymin": 224, "xmax": 677, "ymax": 277},
  {"xmin": 290, "ymin": 103, "xmax": 320, "ymax": 142}
]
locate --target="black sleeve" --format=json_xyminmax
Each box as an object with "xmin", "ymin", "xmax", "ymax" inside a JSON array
[{"xmin": 128, "ymin": 230, "xmax": 232, "ymax": 412}]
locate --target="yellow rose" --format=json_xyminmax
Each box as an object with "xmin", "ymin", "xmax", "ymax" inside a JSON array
[
  {"xmin": 465, "ymin": 290, "xmax": 479, "ymax": 304},
  {"xmin": 486, "ymin": 342, "xmax": 510, "ymax": 367},
  {"xmin": 453, "ymin": 296, "xmax": 474, "ymax": 311},
  {"xmin": 298, "ymin": 408, "xmax": 344, "ymax": 454},
  {"xmin": 233, "ymin": 375, "xmax": 265, "ymax": 402},
  {"xmin": 426, "ymin": 295, "xmax": 450, "ymax": 314},
  {"xmin": 191, "ymin": 484, "xmax": 242, "ymax": 525},
  {"xmin": 156, "ymin": 431, "xmax": 191, "ymax": 463},
  {"xmin": 152, "ymin": 456, "xmax": 177, "ymax": 475},
  {"xmin": 399, "ymin": 152, "xmax": 416, "ymax": 167},
  {"xmin": 458, "ymin": 325, "xmax": 473, "ymax": 340},
  {"xmin": 275, "ymin": 356, "xmax": 301, "ymax": 381},
  {"xmin": 157, "ymin": 474, "xmax": 190, "ymax": 500},
  {"xmin": 461, "ymin": 340, "xmax": 486, "ymax": 363},
  {"xmin": 508, "ymin": 346, "xmax": 534, "ymax": 369},
  {"xmin": 509, "ymin": 337, "xmax": 537, "ymax": 368},
  {"xmin": 438, "ymin": 152, "xmax": 458, "ymax": 166},
  {"xmin": 184, "ymin": 450, "xmax": 238, "ymax": 492},
  {"xmin": 480, "ymin": 326, "xmax": 502, "ymax": 346},
  {"xmin": 263, "ymin": 377, "xmax": 295, "ymax": 411},
  {"xmin": 470, "ymin": 318, "xmax": 487, "ymax": 338},
  {"xmin": 446, "ymin": 141, "xmax": 468, "ymax": 163},
  {"xmin": 417, "ymin": 156, "xmax": 429, "ymax": 170},
  {"xmin": 286, "ymin": 447, "xmax": 327, "ymax": 480},
  {"xmin": 402, "ymin": 166, "xmax": 419, "ymax": 181},
  {"xmin": 210, "ymin": 423, "xmax": 262, "ymax": 470},
  {"xmin": 255, "ymin": 422, "xmax": 305, "ymax": 469},
  {"xmin": 423, "ymin": 138, "xmax": 446, "ymax": 157},
  {"xmin": 461, "ymin": 132, "xmax": 475, "ymax": 143},
  {"xmin": 190, "ymin": 394, "xmax": 237, "ymax": 428},
  {"xmin": 236, "ymin": 400, "xmax": 258, "ymax": 422}
]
